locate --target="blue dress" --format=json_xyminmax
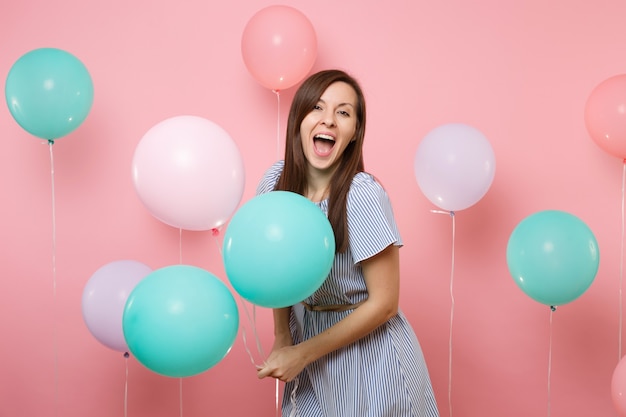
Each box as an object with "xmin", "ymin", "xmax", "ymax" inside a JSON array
[{"xmin": 257, "ymin": 161, "xmax": 439, "ymax": 417}]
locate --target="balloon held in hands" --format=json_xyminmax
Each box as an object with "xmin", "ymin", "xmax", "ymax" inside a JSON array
[{"xmin": 222, "ymin": 191, "xmax": 335, "ymax": 308}]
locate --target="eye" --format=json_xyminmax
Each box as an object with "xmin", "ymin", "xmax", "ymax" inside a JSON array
[
  {"xmin": 313, "ymin": 104, "xmax": 323, "ymax": 111},
  {"xmin": 338, "ymin": 110, "xmax": 351, "ymax": 117}
]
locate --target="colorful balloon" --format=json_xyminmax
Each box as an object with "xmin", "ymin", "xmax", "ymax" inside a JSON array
[
  {"xmin": 241, "ymin": 5, "xmax": 317, "ymax": 91},
  {"xmin": 122, "ymin": 265, "xmax": 239, "ymax": 378},
  {"xmin": 82, "ymin": 260, "xmax": 152, "ymax": 352},
  {"xmin": 584, "ymin": 74, "xmax": 626, "ymax": 159},
  {"xmin": 506, "ymin": 210, "xmax": 599, "ymax": 307},
  {"xmin": 612, "ymin": 355, "xmax": 626, "ymax": 416},
  {"xmin": 132, "ymin": 115, "xmax": 245, "ymax": 231},
  {"xmin": 414, "ymin": 123, "xmax": 496, "ymax": 212},
  {"xmin": 222, "ymin": 191, "xmax": 335, "ymax": 308},
  {"xmin": 5, "ymin": 47, "xmax": 94, "ymax": 141}
]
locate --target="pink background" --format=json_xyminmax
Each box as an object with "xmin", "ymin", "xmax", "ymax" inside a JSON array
[{"xmin": 2, "ymin": 0, "xmax": 626, "ymax": 416}]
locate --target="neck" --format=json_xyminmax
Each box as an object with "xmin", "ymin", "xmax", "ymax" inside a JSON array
[
  {"xmin": 306, "ymin": 187, "xmax": 329, "ymax": 202},
  {"xmin": 305, "ymin": 174, "xmax": 331, "ymax": 202},
  {"xmin": 305, "ymin": 163, "xmax": 338, "ymax": 202}
]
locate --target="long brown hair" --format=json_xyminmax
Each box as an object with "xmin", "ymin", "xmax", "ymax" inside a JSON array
[{"xmin": 275, "ymin": 69, "xmax": 367, "ymax": 253}]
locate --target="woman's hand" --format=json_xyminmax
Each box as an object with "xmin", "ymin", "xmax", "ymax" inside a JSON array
[{"xmin": 257, "ymin": 345, "xmax": 306, "ymax": 382}]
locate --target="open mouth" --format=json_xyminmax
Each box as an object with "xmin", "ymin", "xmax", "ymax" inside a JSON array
[{"xmin": 313, "ymin": 134, "xmax": 335, "ymax": 156}]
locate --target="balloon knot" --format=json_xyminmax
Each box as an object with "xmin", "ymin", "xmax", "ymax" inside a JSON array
[
  {"xmin": 449, "ymin": 211, "xmax": 455, "ymax": 217},
  {"xmin": 48, "ymin": 139, "xmax": 55, "ymax": 145},
  {"xmin": 550, "ymin": 305, "xmax": 557, "ymax": 312},
  {"xmin": 123, "ymin": 351, "xmax": 130, "ymax": 358},
  {"xmin": 272, "ymin": 89, "xmax": 280, "ymax": 95},
  {"xmin": 211, "ymin": 228, "xmax": 220, "ymax": 237}
]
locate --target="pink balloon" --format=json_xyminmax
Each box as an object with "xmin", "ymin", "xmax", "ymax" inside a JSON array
[
  {"xmin": 613, "ymin": 355, "xmax": 626, "ymax": 416},
  {"xmin": 414, "ymin": 123, "xmax": 496, "ymax": 212},
  {"xmin": 132, "ymin": 115, "xmax": 245, "ymax": 231},
  {"xmin": 585, "ymin": 74, "xmax": 626, "ymax": 159},
  {"xmin": 241, "ymin": 5, "xmax": 317, "ymax": 91},
  {"xmin": 82, "ymin": 260, "xmax": 152, "ymax": 352}
]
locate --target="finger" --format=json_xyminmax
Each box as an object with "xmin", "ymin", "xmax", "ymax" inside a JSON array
[{"xmin": 257, "ymin": 367, "xmax": 271, "ymax": 379}]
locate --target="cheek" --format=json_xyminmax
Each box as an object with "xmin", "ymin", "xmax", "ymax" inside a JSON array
[
  {"xmin": 300, "ymin": 117, "xmax": 314, "ymax": 137},
  {"xmin": 348, "ymin": 123, "xmax": 357, "ymax": 139}
]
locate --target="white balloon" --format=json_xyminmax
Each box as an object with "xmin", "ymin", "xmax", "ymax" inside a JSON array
[{"xmin": 414, "ymin": 123, "xmax": 496, "ymax": 212}]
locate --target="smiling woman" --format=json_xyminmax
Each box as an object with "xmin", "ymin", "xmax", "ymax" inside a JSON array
[
  {"xmin": 4, "ymin": 1, "xmax": 626, "ymax": 416},
  {"xmin": 254, "ymin": 69, "xmax": 440, "ymax": 417},
  {"xmin": 301, "ymin": 81, "xmax": 357, "ymax": 173}
]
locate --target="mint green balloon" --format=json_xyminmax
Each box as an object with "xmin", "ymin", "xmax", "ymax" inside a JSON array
[
  {"xmin": 5, "ymin": 48, "xmax": 94, "ymax": 141},
  {"xmin": 223, "ymin": 191, "xmax": 335, "ymax": 308},
  {"xmin": 122, "ymin": 265, "xmax": 239, "ymax": 378},
  {"xmin": 506, "ymin": 210, "xmax": 599, "ymax": 307}
]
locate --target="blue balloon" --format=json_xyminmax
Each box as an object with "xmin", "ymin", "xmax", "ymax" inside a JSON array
[
  {"xmin": 506, "ymin": 210, "xmax": 600, "ymax": 307},
  {"xmin": 222, "ymin": 191, "xmax": 335, "ymax": 308},
  {"xmin": 122, "ymin": 265, "xmax": 239, "ymax": 378},
  {"xmin": 5, "ymin": 48, "xmax": 94, "ymax": 141}
]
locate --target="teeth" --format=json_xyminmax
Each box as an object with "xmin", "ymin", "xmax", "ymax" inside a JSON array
[{"xmin": 314, "ymin": 134, "xmax": 335, "ymax": 141}]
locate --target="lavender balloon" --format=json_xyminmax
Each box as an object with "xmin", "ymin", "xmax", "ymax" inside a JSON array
[
  {"xmin": 414, "ymin": 123, "xmax": 496, "ymax": 212},
  {"xmin": 82, "ymin": 260, "xmax": 152, "ymax": 352}
]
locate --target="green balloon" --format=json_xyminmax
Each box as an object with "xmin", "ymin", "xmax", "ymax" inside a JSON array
[
  {"xmin": 223, "ymin": 191, "xmax": 335, "ymax": 308},
  {"xmin": 506, "ymin": 210, "xmax": 600, "ymax": 307},
  {"xmin": 5, "ymin": 47, "xmax": 94, "ymax": 141},
  {"xmin": 123, "ymin": 265, "xmax": 239, "ymax": 378}
]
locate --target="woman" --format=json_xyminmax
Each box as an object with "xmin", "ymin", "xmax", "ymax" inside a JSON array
[{"xmin": 256, "ymin": 69, "xmax": 439, "ymax": 417}]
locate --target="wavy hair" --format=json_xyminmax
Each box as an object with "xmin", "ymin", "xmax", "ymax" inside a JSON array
[{"xmin": 275, "ymin": 69, "xmax": 367, "ymax": 253}]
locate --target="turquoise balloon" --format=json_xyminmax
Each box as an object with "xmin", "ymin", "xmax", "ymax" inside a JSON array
[
  {"xmin": 223, "ymin": 191, "xmax": 335, "ymax": 308},
  {"xmin": 122, "ymin": 265, "xmax": 239, "ymax": 378},
  {"xmin": 506, "ymin": 210, "xmax": 600, "ymax": 307},
  {"xmin": 5, "ymin": 48, "xmax": 94, "ymax": 141}
]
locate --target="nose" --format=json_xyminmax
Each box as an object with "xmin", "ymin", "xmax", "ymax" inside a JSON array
[{"xmin": 321, "ymin": 109, "xmax": 336, "ymax": 127}]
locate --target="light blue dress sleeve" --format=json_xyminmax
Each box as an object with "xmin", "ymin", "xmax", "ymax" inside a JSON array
[
  {"xmin": 346, "ymin": 172, "xmax": 403, "ymax": 264},
  {"xmin": 255, "ymin": 160, "xmax": 284, "ymax": 196}
]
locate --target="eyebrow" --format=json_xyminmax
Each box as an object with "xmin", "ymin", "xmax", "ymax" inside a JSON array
[{"xmin": 317, "ymin": 98, "xmax": 356, "ymax": 108}]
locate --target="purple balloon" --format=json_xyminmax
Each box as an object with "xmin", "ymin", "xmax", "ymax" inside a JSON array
[
  {"xmin": 414, "ymin": 123, "xmax": 496, "ymax": 212},
  {"xmin": 82, "ymin": 260, "xmax": 152, "ymax": 352}
]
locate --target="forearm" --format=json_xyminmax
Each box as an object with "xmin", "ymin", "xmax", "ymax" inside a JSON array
[
  {"xmin": 258, "ymin": 246, "xmax": 401, "ymax": 382},
  {"xmin": 297, "ymin": 245, "xmax": 400, "ymax": 365},
  {"xmin": 272, "ymin": 307, "xmax": 293, "ymax": 347},
  {"xmin": 296, "ymin": 298, "xmax": 396, "ymax": 364}
]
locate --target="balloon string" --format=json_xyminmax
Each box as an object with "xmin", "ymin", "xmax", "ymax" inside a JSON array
[
  {"xmin": 617, "ymin": 159, "xmax": 626, "ymax": 362},
  {"xmin": 49, "ymin": 140, "xmax": 59, "ymax": 416},
  {"xmin": 430, "ymin": 209, "xmax": 455, "ymax": 417},
  {"xmin": 275, "ymin": 378, "xmax": 280, "ymax": 417},
  {"xmin": 212, "ymin": 230, "xmax": 282, "ymax": 415},
  {"xmin": 179, "ymin": 228, "xmax": 183, "ymax": 264},
  {"xmin": 178, "ymin": 228, "xmax": 184, "ymax": 417},
  {"xmin": 210, "ymin": 230, "xmax": 266, "ymax": 367},
  {"xmin": 239, "ymin": 300, "xmax": 266, "ymax": 368},
  {"xmin": 273, "ymin": 89, "xmax": 281, "ymax": 160},
  {"xmin": 288, "ymin": 377, "xmax": 299, "ymax": 417},
  {"xmin": 124, "ymin": 352, "xmax": 129, "ymax": 417},
  {"xmin": 448, "ymin": 211, "xmax": 456, "ymax": 417},
  {"xmin": 179, "ymin": 378, "xmax": 183, "ymax": 417},
  {"xmin": 211, "ymin": 231, "xmax": 272, "ymax": 413},
  {"xmin": 547, "ymin": 306, "xmax": 556, "ymax": 417}
]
